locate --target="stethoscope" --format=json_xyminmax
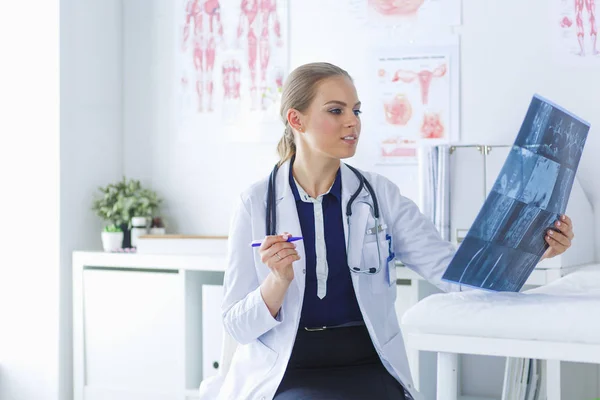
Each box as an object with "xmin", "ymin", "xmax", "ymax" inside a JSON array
[{"xmin": 266, "ymin": 157, "xmax": 393, "ymax": 274}]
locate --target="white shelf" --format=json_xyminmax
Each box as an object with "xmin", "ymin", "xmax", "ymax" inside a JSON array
[{"xmin": 73, "ymin": 251, "xmax": 227, "ymax": 272}]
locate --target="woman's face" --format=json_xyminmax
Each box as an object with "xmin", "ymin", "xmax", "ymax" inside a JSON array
[{"xmin": 297, "ymin": 76, "xmax": 362, "ymax": 160}]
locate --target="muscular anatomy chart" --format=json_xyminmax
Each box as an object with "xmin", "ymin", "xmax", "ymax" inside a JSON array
[
  {"xmin": 182, "ymin": 0, "xmax": 224, "ymax": 113},
  {"xmin": 575, "ymin": 0, "xmax": 598, "ymax": 55},
  {"xmin": 374, "ymin": 50, "xmax": 455, "ymax": 164},
  {"xmin": 175, "ymin": 0, "xmax": 289, "ymax": 142},
  {"xmin": 237, "ymin": 0, "xmax": 284, "ymax": 110},
  {"xmin": 554, "ymin": 0, "xmax": 600, "ymax": 64}
]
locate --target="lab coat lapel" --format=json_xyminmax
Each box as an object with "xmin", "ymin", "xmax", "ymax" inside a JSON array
[
  {"xmin": 272, "ymin": 161, "xmax": 306, "ymax": 294},
  {"xmin": 340, "ymin": 163, "xmax": 370, "ymax": 273}
]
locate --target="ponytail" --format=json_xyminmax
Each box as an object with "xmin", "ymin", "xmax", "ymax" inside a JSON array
[{"xmin": 277, "ymin": 124, "xmax": 296, "ymax": 166}]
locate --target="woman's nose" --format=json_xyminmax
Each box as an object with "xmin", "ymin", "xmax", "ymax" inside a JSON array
[{"xmin": 346, "ymin": 114, "xmax": 360, "ymax": 127}]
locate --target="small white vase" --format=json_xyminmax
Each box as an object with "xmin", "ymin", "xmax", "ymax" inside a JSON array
[
  {"xmin": 149, "ymin": 227, "xmax": 166, "ymax": 235},
  {"xmin": 101, "ymin": 231, "xmax": 124, "ymax": 252}
]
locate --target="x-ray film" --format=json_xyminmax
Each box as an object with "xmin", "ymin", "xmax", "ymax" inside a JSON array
[{"xmin": 442, "ymin": 95, "xmax": 590, "ymax": 292}]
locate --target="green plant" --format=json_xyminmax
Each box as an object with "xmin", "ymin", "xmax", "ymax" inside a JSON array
[
  {"xmin": 104, "ymin": 224, "xmax": 123, "ymax": 233},
  {"xmin": 92, "ymin": 177, "xmax": 162, "ymax": 228}
]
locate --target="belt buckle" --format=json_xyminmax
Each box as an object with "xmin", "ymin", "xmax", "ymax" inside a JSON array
[{"xmin": 304, "ymin": 326, "xmax": 327, "ymax": 332}]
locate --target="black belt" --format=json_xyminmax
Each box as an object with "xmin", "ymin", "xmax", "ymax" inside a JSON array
[{"xmin": 303, "ymin": 320, "xmax": 365, "ymax": 332}]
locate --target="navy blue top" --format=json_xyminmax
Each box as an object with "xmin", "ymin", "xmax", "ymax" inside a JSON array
[{"xmin": 289, "ymin": 165, "xmax": 364, "ymax": 328}]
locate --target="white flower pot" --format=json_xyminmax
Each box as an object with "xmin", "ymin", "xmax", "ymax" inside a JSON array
[
  {"xmin": 101, "ymin": 231, "xmax": 124, "ymax": 252},
  {"xmin": 149, "ymin": 227, "xmax": 166, "ymax": 235}
]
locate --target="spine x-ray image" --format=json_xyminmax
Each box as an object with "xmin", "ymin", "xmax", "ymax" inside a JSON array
[{"xmin": 442, "ymin": 95, "xmax": 590, "ymax": 292}]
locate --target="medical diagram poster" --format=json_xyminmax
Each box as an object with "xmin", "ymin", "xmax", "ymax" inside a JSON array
[
  {"xmin": 442, "ymin": 95, "xmax": 590, "ymax": 292},
  {"xmin": 371, "ymin": 43, "xmax": 459, "ymax": 165},
  {"xmin": 347, "ymin": 0, "xmax": 462, "ymax": 38},
  {"xmin": 174, "ymin": 0, "xmax": 289, "ymax": 143},
  {"xmin": 552, "ymin": 0, "xmax": 600, "ymax": 66}
]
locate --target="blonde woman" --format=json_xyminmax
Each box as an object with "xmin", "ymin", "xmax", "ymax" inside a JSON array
[{"xmin": 200, "ymin": 62, "xmax": 575, "ymax": 400}]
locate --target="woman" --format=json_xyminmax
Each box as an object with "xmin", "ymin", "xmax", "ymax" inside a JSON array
[{"xmin": 204, "ymin": 62, "xmax": 575, "ymax": 400}]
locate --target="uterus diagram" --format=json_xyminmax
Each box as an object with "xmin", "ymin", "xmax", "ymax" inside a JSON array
[
  {"xmin": 368, "ymin": 0, "xmax": 426, "ymax": 17},
  {"xmin": 378, "ymin": 60, "xmax": 449, "ymax": 140},
  {"xmin": 391, "ymin": 63, "xmax": 447, "ymax": 105}
]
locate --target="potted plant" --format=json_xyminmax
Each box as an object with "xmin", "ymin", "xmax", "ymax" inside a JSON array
[
  {"xmin": 149, "ymin": 216, "xmax": 166, "ymax": 235},
  {"xmin": 101, "ymin": 224, "xmax": 124, "ymax": 252},
  {"xmin": 92, "ymin": 177, "xmax": 163, "ymax": 250}
]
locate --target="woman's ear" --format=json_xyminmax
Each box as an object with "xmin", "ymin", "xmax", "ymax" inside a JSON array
[{"xmin": 287, "ymin": 108, "xmax": 305, "ymax": 133}]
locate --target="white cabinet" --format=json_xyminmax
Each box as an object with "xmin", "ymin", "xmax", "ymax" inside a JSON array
[
  {"xmin": 82, "ymin": 268, "xmax": 185, "ymax": 400},
  {"xmin": 449, "ymin": 145, "xmax": 511, "ymax": 245},
  {"xmin": 73, "ymin": 252, "xmax": 227, "ymax": 400},
  {"xmin": 201, "ymin": 285, "xmax": 224, "ymax": 380}
]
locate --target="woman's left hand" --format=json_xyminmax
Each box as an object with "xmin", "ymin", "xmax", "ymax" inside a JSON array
[{"xmin": 542, "ymin": 214, "xmax": 575, "ymax": 260}]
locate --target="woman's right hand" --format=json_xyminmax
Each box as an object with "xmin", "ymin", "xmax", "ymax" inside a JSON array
[{"xmin": 259, "ymin": 233, "xmax": 300, "ymax": 283}]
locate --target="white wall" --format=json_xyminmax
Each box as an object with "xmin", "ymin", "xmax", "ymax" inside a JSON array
[
  {"xmin": 60, "ymin": 0, "xmax": 124, "ymax": 399},
  {"xmin": 0, "ymin": 1, "xmax": 122, "ymax": 399},
  {"xmin": 123, "ymin": 0, "xmax": 599, "ymax": 242},
  {"xmin": 0, "ymin": 1, "xmax": 60, "ymax": 399}
]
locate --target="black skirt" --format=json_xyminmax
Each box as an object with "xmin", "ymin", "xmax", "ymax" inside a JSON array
[{"xmin": 274, "ymin": 325, "xmax": 411, "ymax": 400}]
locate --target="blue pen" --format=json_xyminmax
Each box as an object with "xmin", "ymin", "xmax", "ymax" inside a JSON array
[{"xmin": 250, "ymin": 236, "xmax": 303, "ymax": 247}]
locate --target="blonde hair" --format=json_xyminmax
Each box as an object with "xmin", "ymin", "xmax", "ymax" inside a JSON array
[{"xmin": 277, "ymin": 62, "xmax": 353, "ymax": 165}]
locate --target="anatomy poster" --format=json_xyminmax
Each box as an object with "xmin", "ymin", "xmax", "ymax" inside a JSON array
[
  {"xmin": 348, "ymin": 0, "xmax": 461, "ymax": 39},
  {"xmin": 175, "ymin": 0, "xmax": 289, "ymax": 143},
  {"xmin": 552, "ymin": 0, "xmax": 600, "ymax": 65},
  {"xmin": 372, "ymin": 44, "xmax": 459, "ymax": 165},
  {"xmin": 442, "ymin": 95, "xmax": 590, "ymax": 292}
]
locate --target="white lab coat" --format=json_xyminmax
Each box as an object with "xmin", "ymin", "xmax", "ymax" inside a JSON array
[{"xmin": 200, "ymin": 160, "xmax": 459, "ymax": 400}]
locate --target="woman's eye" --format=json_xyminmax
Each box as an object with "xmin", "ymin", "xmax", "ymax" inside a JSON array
[
  {"xmin": 329, "ymin": 108, "xmax": 342, "ymax": 115},
  {"xmin": 353, "ymin": 109, "xmax": 362, "ymax": 116}
]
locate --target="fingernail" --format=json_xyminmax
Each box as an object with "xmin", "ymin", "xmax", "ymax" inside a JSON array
[
  {"xmin": 556, "ymin": 221, "xmax": 561, "ymax": 226},
  {"xmin": 548, "ymin": 230, "xmax": 553, "ymax": 235},
  {"xmin": 562, "ymin": 215, "xmax": 566, "ymax": 220}
]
